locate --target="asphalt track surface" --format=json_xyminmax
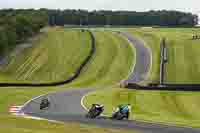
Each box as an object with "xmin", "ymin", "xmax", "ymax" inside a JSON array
[
  {"xmin": 120, "ymin": 32, "xmax": 151, "ymax": 83},
  {"xmin": 20, "ymin": 32, "xmax": 200, "ymax": 133}
]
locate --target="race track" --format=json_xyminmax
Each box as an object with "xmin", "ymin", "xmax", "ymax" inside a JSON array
[
  {"xmin": 120, "ymin": 32, "xmax": 151, "ymax": 83},
  {"xmin": 20, "ymin": 32, "xmax": 200, "ymax": 133}
]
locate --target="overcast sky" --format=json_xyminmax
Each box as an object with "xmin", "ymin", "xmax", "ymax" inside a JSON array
[{"xmin": 0, "ymin": 0, "xmax": 199, "ymax": 14}]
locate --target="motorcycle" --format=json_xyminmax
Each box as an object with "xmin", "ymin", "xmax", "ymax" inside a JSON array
[
  {"xmin": 40, "ymin": 98, "xmax": 50, "ymax": 110},
  {"xmin": 111, "ymin": 107, "xmax": 129, "ymax": 120},
  {"xmin": 86, "ymin": 104, "xmax": 104, "ymax": 119}
]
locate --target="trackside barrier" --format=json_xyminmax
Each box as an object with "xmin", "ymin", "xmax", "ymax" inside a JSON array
[
  {"xmin": 160, "ymin": 38, "xmax": 168, "ymax": 85},
  {"xmin": 0, "ymin": 30, "xmax": 96, "ymax": 87},
  {"xmin": 126, "ymin": 83, "xmax": 200, "ymax": 91}
]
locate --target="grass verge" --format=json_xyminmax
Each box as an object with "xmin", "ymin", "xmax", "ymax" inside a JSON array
[{"xmin": 84, "ymin": 88, "xmax": 200, "ymax": 128}]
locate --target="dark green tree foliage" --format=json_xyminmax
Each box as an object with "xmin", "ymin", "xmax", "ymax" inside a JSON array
[
  {"xmin": 0, "ymin": 9, "xmax": 48, "ymax": 55},
  {"xmin": 48, "ymin": 10, "xmax": 198, "ymax": 26},
  {"xmin": 0, "ymin": 27, "xmax": 8, "ymax": 53},
  {"xmin": 15, "ymin": 15, "xmax": 33, "ymax": 39}
]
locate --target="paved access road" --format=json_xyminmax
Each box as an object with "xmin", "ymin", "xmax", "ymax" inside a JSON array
[{"xmin": 21, "ymin": 32, "xmax": 200, "ymax": 133}]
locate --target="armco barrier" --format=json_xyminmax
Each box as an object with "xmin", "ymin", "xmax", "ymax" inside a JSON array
[
  {"xmin": 160, "ymin": 38, "xmax": 167, "ymax": 85},
  {"xmin": 126, "ymin": 83, "xmax": 200, "ymax": 91},
  {"xmin": 0, "ymin": 30, "xmax": 96, "ymax": 87}
]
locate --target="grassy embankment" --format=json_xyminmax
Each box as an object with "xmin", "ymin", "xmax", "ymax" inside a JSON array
[
  {"xmin": 70, "ymin": 31, "xmax": 134, "ymax": 87},
  {"xmin": 0, "ymin": 28, "xmax": 91, "ymax": 83},
  {"xmin": 84, "ymin": 28, "xmax": 200, "ymax": 128},
  {"xmin": 0, "ymin": 28, "xmax": 136, "ymax": 133}
]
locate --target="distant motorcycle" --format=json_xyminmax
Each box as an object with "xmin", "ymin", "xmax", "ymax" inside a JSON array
[
  {"xmin": 86, "ymin": 104, "xmax": 104, "ymax": 119},
  {"xmin": 40, "ymin": 98, "xmax": 50, "ymax": 110}
]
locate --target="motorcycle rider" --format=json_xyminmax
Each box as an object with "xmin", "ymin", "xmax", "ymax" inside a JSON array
[
  {"xmin": 92, "ymin": 104, "xmax": 104, "ymax": 112},
  {"xmin": 40, "ymin": 98, "xmax": 50, "ymax": 110},
  {"xmin": 86, "ymin": 103, "xmax": 104, "ymax": 118},
  {"xmin": 118, "ymin": 104, "xmax": 131, "ymax": 118}
]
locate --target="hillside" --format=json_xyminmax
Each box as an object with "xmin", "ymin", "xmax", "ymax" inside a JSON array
[
  {"xmin": 69, "ymin": 31, "xmax": 134, "ymax": 87},
  {"xmin": 0, "ymin": 28, "xmax": 91, "ymax": 83}
]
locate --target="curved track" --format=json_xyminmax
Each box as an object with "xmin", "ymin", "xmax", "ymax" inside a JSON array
[
  {"xmin": 120, "ymin": 32, "xmax": 151, "ymax": 83},
  {"xmin": 20, "ymin": 32, "xmax": 200, "ymax": 133}
]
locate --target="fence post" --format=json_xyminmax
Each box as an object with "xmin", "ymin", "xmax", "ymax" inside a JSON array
[{"xmin": 160, "ymin": 38, "xmax": 167, "ymax": 85}]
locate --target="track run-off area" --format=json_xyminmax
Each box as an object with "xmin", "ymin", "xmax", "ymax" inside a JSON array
[{"xmin": 11, "ymin": 30, "xmax": 200, "ymax": 133}]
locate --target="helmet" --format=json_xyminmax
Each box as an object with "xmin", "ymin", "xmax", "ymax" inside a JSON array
[{"xmin": 94, "ymin": 103, "xmax": 104, "ymax": 108}]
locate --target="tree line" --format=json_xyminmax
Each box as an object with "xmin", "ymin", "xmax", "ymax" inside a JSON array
[
  {"xmin": 0, "ymin": 9, "xmax": 198, "ymax": 56},
  {"xmin": 0, "ymin": 9, "xmax": 48, "ymax": 55},
  {"xmin": 48, "ymin": 10, "xmax": 198, "ymax": 26}
]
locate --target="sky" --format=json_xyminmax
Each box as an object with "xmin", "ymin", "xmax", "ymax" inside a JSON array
[
  {"xmin": 0, "ymin": 0, "xmax": 199, "ymax": 12},
  {"xmin": 1, "ymin": 0, "xmax": 199, "ymax": 16}
]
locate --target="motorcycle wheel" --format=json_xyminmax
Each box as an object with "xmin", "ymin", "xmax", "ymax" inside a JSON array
[
  {"xmin": 112, "ymin": 112, "xmax": 125, "ymax": 120},
  {"xmin": 86, "ymin": 110, "xmax": 96, "ymax": 119}
]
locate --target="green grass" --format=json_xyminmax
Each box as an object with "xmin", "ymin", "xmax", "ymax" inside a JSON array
[
  {"xmin": 97, "ymin": 27, "xmax": 161, "ymax": 83},
  {"xmin": 100, "ymin": 27, "xmax": 200, "ymax": 83},
  {"xmin": 0, "ymin": 28, "xmax": 136, "ymax": 132},
  {"xmin": 128, "ymin": 28, "xmax": 200, "ymax": 83},
  {"xmin": 156, "ymin": 28, "xmax": 200, "ymax": 83},
  {"xmin": 0, "ymin": 114, "xmax": 137, "ymax": 133},
  {"xmin": 84, "ymin": 88, "xmax": 200, "ymax": 128},
  {"xmin": 84, "ymin": 28, "xmax": 200, "ymax": 128},
  {"xmin": 69, "ymin": 31, "xmax": 134, "ymax": 87},
  {"xmin": 0, "ymin": 27, "xmax": 91, "ymax": 83}
]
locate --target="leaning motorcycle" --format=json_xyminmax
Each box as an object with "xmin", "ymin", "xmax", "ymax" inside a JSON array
[
  {"xmin": 111, "ymin": 108, "xmax": 129, "ymax": 120},
  {"xmin": 40, "ymin": 98, "xmax": 50, "ymax": 110},
  {"xmin": 86, "ymin": 104, "xmax": 104, "ymax": 119}
]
